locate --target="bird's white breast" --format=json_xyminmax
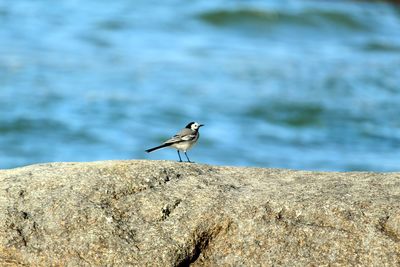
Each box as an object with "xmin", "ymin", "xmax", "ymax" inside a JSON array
[{"xmin": 170, "ymin": 141, "xmax": 196, "ymax": 152}]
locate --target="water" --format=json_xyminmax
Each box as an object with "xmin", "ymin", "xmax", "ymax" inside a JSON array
[{"xmin": 1, "ymin": 0, "xmax": 400, "ymax": 171}]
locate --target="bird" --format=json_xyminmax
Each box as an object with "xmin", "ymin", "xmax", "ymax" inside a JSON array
[{"xmin": 145, "ymin": 122, "xmax": 204, "ymax": 163}]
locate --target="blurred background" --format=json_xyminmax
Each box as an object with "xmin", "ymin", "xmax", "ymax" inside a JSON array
[{"xmin": 1, "ymin": 0, "xmax": 400, "ymax": 171}]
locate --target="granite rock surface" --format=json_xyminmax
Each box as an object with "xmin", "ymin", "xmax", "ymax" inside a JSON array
[{"xmin": 0, "ymin": 160, "xmax": 399, "ymax": 266}]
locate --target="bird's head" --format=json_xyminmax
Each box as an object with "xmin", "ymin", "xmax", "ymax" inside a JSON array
[{"xmin": 185, "ymin": 122, "xmax": 204, "ymax": 131}]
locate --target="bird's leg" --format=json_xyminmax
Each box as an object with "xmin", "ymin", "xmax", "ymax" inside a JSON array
[
  {"xmin": 184, "ymin": 152, "xmax": 193, "ymax": 163},
  {"xmin": 177, "ymin": 150, "xmax": 182, "ymax": 162}
]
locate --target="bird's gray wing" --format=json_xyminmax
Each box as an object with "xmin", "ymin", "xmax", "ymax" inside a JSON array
[{"xmin": 164, "ymin": 128, "xmax": 195, "ymax": 144}]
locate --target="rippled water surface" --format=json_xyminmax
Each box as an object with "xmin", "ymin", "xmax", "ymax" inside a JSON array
[{"xmin": 1, "ymin": 0, "xmax": 400, "ymax": 171}]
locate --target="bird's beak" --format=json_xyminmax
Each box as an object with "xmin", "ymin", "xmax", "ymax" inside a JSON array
[{"xmin": 199, "ymin": 124, "xmax": 204, "ymax": 127}]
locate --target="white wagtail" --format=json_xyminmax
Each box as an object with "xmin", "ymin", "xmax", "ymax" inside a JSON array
[{"xmin": 145, "ymin": 122, "xmax": 204, "ymax": 162}]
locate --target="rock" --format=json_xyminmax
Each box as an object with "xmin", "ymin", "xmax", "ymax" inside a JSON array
[{"xmin": 0, "ymin": 160, "xmax": 399, "ymax": 266}]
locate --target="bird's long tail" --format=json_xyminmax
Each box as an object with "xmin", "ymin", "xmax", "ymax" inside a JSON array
[{"xmin": 145, "ymin": 143, "xmax": 171, "ymax": 153}]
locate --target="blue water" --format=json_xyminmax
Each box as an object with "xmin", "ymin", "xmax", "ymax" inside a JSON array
[{"xmin": 1, "ymin": 0, "xmax": 400, "ymax": 171}]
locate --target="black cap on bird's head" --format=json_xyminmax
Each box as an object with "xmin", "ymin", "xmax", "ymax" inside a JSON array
[
  {"xmin": 185, "ymin": 122, "xmax": 204, "ymax": 130},
  {"xmin": 185, "ymin": 122, "xmax": 195, "ymax": 128}
]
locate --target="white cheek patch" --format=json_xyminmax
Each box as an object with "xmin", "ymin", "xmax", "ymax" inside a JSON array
[{"xmin": 192, "ymin": 123, "xmax": 199, "ymax": 130}]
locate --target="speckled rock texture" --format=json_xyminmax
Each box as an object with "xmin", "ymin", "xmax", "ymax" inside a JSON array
[{"xmin": 0, "ymin": 160, "xmax": 399, "ymax": 266}]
